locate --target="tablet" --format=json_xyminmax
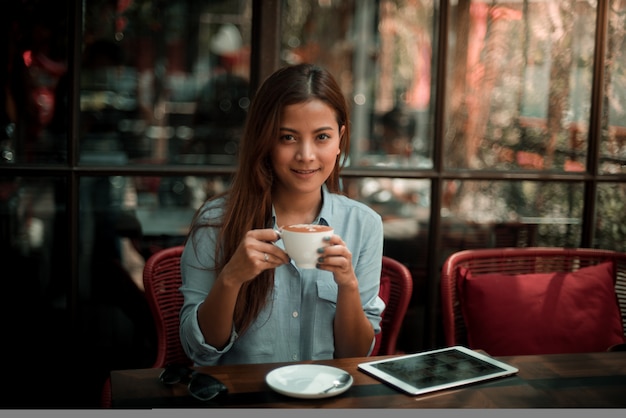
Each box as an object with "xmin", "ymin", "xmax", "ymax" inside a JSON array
[{"xmin": 358, "ymin": 345, "xmax": 519, "ymax": 396}]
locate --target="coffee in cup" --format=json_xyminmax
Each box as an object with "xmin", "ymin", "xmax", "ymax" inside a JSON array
[{"xmin": 280, "ymin": 224, "xmax": 334, "ymax": 269}]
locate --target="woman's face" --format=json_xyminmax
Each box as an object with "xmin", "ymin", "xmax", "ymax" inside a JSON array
[{"xmin": 270, "ymin": 99, "xmax": 344, "ymax": 198}]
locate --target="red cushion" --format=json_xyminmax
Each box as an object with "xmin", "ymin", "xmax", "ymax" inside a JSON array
[{"xmin": 457, "ymin": 262, "xmax": 625, "ymax": 356}]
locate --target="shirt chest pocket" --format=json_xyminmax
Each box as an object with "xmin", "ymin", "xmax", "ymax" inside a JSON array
[{"xmin": 315, "ymin": 279, "xmax": 338, "ymax": 306}]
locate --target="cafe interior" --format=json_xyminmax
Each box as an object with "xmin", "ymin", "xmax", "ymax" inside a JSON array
[{"xmin": 1, "ymin": 0, "xmax": 626, "ymax": 409}]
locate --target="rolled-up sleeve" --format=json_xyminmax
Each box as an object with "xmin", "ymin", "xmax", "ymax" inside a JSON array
[{"xmin": 178, "ymin": 206, "xmax": 238, "ymax": 366}]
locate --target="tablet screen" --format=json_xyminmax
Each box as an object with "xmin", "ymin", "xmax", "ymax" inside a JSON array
[{"xmin": 358, "ymin": 346, "xmax": 518, "ymax": 395}]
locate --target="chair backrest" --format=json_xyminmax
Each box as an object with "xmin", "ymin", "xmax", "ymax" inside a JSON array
[
  {"xmin": 372, "ymin": 256, "xmax": 413, "ymax": 356},
  {"xmin": 143, "ymin": 245, "xmax": 191, "ymax": 368},
  {"xmin": 440, "ymin": 247, "xmax": 626, "ymax": 354}
]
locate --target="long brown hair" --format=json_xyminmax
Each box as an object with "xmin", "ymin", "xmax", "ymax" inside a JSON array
[{"xmin": 190, "ymin": 63, "xmax": 351, "ymax": 333}]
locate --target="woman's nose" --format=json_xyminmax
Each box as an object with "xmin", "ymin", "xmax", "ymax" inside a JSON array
[{"xmin": 296, "ymin": 141, "xmax": 314, "ymax": 161}]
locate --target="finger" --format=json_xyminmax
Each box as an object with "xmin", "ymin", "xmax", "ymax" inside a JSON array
[
  {"xmin": 316, "ymin": 257, "xmax": 352, "ymax": 278},
  {"xmin": 324, "ymin": 234, "xmax": 344, "ymax": 246},
  {"xmin": 247, "ymin": 228, "xmax": 281, "ymax": 243},
  {"xmin": 318, "ymin": 240, "xmax": 348, "ymax": 258},
  {"xmin": 261, "ymin": 244, "xmax": 290, "ymax": 265}
]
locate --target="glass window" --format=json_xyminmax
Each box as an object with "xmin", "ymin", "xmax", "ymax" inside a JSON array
[
  {"xmin": 445, "ymin": 0, "xmax": 598, "ymax": 172},
  {"xmin": 0, "ymin": 176, "xmax": 68, "ymax": 298},
  {"xmin": 346, "ymin": 175, "xmax": 431, "ymax": 282},
  {"xmin": 78, "ymin": 0, "xmax": 252, "ymax": 166},
  {"xmin": 2, "ymin": 2, "xmax": 69, "ymax": 164},
  {"xmin": 345, "ymin": 176, "xmax": 430, "ymax": 223},
  {"xmin": 600, "ymin": 0, "xmax": 626, "ymax": 175},
  {"xmin": 78, "ymin": 173, "xmax": 230, "ymax": 287},
  {"xmin": 441, "ymin": 180, "xmax": 583, "ymax": 260},
  {"xmin": 280, "ymin": 0, "xmax": 436, "ymax": 169},
  {"xmin": 595, "ymin": 183, "xmax": 626, "ymax": 252}
]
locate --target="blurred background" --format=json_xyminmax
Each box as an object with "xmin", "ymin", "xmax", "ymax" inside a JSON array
[{"xmin": 1, "ymin": 0, "xmax": 625, "ymax": 407}]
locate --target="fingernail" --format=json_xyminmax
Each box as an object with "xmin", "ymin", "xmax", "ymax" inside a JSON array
[
  {"xmin": 318, "ymin": 257, "xmax": 324, "ymax": 263},
  {"xmin": 323, "ymin": 236, "xmax": 331, "ymax": 241},
  {"xmin": 317, "ymin": 247, "xmax": 324, "ymax": 254}
]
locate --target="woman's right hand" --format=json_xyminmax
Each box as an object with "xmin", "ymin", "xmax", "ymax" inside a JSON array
[{"xmin": 220, "ymin": 228, "xmax": 289, "ymax": 285}]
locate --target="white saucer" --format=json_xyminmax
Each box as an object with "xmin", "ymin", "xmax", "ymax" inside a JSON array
[{"xmin": 265, "ymin": 364, "xmax": 353, "ymax": 399}]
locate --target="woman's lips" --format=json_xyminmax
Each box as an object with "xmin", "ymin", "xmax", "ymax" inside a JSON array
[{"xmin": 291, "ymin": 168, "xmax": 320, "ymax": 178}]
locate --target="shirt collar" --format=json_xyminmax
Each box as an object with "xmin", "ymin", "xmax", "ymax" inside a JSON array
[
  {"xmin": 270, "ymin": 184, "xmax": 332, "ymax": 228},
  {"xmin": 317, "ymin": 185, "xmax": 331, "ymax": 226}
]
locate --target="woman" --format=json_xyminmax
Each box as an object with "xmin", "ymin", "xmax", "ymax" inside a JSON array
[{"xmin": 180, "ymin": 63, "xmax": 385, "ymax": 366}]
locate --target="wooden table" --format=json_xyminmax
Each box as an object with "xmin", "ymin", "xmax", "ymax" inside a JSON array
[{"xmin": 110, "ymin": 351, "xmax": 626, "ymax": 408}]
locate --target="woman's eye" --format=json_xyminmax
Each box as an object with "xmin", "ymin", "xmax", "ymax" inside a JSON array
[
  {"xmin": 280, "ymin": 134, "xmax": 295, "ymax": 142},
  {"xmin": 317, "ymin": 133, "xmax": 331, "ymax": 141}
]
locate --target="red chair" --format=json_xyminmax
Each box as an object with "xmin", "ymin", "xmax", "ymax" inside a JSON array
[
  {"xmin": 371, "ymin": 256, "xmax": 413, "ymax": 356},
  {"xmin": 101, "ymin": 246, "xmax": 190, "ymax": 407},
  {"xmin": 440, "ymin": 247, "xmax": 626, "ymax": 356},
  {"xmin": 141, "ymin": 245, "xmax": 191, "ymax": 368}
]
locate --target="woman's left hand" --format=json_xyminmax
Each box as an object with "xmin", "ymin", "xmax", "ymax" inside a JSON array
[{"xmin": 315, "ymin": 234, "xmax": 356, "ymax": 286}]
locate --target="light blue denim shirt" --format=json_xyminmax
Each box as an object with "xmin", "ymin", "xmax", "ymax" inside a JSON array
[{"xmin": 179, "ymin": 186, "xmax": 385, "ymax": 366}]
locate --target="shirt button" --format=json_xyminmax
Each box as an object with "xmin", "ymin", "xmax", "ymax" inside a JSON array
[
  {"xmin": 292, "ymin": 354, "xmax": 298, "ymax": 360},
  {"xmin": 292, "ymin": 311, "xmax": 299, "ymax": 318}
]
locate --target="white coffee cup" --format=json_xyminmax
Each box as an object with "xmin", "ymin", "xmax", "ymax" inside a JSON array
[{"xmin": 280, "ymin": 224, "xmax": 334, "ymax": 269}]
